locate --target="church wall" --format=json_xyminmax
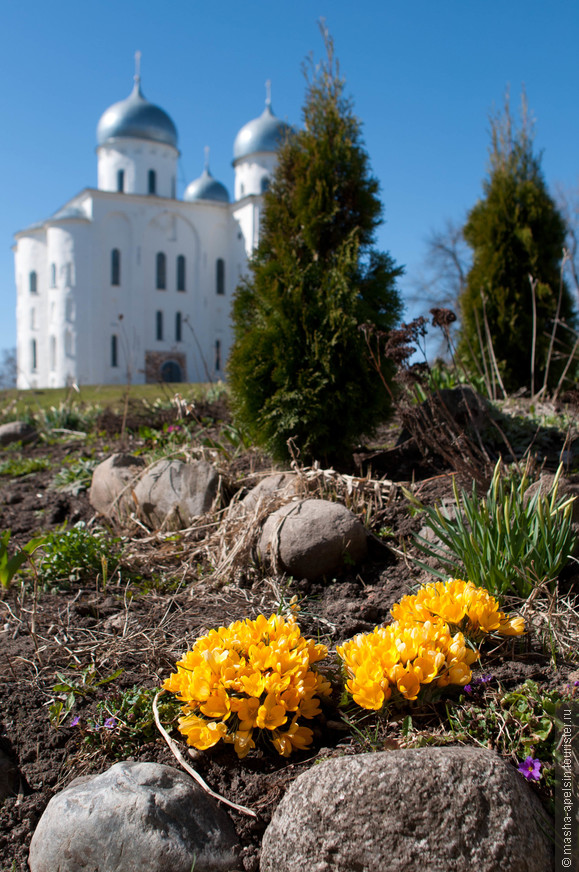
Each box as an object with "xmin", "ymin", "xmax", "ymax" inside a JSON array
[{"xmin": 15, "ymin": 232, "xmax": 48, "ymax": 389}]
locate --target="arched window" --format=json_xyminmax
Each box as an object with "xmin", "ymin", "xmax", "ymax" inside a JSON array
[
  {"xmin": 156, "ymin": 310, "xmax": 163, "ymax": 341},
  {"xmin": 111, "ymin": 249, "xmax": 121, "ymax": 286},
  {"xmin": 171, "ymin": 176, "xmax": 176, "ymax": 199},
  {"xmin": 177, "ymin": 255, "xmax": 186, "ymax": 291},
  {"xmin": 65, "ymin": 263, "xmax": 73, "ymax": 287},
  {"xmin": 215, "ymin": 339, "xmax": 222, "ymax": 371},
  {"xmin": 111, "ymin": 335, "xmax": 118, "ymax": 367},
  {"xmin": 261, "ymin": 176, "xmax": 270, "ymax": 193},
  {"xmin": 148, "ymin": 170, "xmax": 157, "ymax": 195},
  {"xmin": 175, "ymin": 312, "xmax": 182, "ymax": 342},
  {"xmin": 117, "ymin": 169, "xmax": 125, "ymax": 193},
  {"xmin": 65, "ymin": 329, "xmax": 73, "ymax": 357},
  {"xmin": 29, "ymin": 271, "xmax": 37, "ymax": 294},
  {"xmin": 216, "ymin": 258, "xmax": 225, "ymax": 295},
  {"xmin": 156, "ymin": 252, "xmax": 166, "ymax": 290},
  {"xmin": 50, "ymin": 263, "xmax": 57, "ymax": 288},
  {"xmin": 31, "ymin": 339, "xmax": 37, "ymax": 372}
]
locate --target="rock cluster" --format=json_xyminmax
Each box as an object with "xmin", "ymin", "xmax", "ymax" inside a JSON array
[
  {"xmin": 30, "ymin": 749, "xmax": 553, "ymax": 872},
  {"xmin": 89, "ymin": 460, "xmax": 369, "ymax": 580}
]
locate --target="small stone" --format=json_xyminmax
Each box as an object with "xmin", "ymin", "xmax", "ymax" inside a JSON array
[
  {"xmin": 257, "ymin": 498, "xmax": 367, "ymax": 580},
  {"xmin": 0, "ymin": 420, "xmax": 36, "ymax": 446}
]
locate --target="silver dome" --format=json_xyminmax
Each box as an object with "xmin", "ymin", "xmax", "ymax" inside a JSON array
[
  {"xmin": 184, "ymin": 168, "xmax": 229, "ymax": 203},
  {"xmin": 97, "ymin": 80, "xmax": 178, "ymax": 148},
  {"xmin": 233, "ymin": 102, "xmax": 290, "ymax": 162}
]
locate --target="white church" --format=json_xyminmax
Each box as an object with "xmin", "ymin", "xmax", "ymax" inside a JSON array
[{"xmin": 13, "ymin": 62, "xmax": 290, "ymax": 389}]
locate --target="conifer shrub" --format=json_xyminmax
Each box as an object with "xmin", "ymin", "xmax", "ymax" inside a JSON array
[
  {"xmin": 228, "ymin": 28, "xmax": 403, "ymax": 463},
  {"xmin": 457, "ymin": 92, "xmax": 577, "ymax": 394}
]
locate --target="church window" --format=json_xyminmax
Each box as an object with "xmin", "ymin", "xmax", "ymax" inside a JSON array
[
  {"xmin": 111, "ymin": 334, "xmax": 118, "ymax": 367},
  {"xmin": 111, "ymin": 249, "xmax": 121, "ymax": 286},
  {"xmin": 171, "ymin": 176, "xmax": 176, "ymax": 199},
  {"xmin": 156, "ymin": 252, "xmax": 166, "ymax": 289},
  {"xmin": 50, "ymin": 263, "xmax": 57, "ymax": 288},
  {"xmin": 31, "ymin": 339, "xmax": 37, "ymax": 372},
  {"xmin": 65, "ymin": 262, "xmax": 73, "ymax": 287},
  {"xmin": 50, "ymin": 336, "xmax": 56, "ymax": 372},
  {"xmin": 175, "ymin": 312, "xmax": 182, "ymax": 342},
  {"xmin": 216, "ymin": 258, "xmax": 225, "ymax": 295},
  {"xmin": 65, "ymin": 329, "xmax": 73, "ymax": 357},
  {"xmin": 261, "ymin": 176, "xmax": 270, "ymax": 193},
  {"xmin": 117, "ymin": 169, "xmax": 125, "ymax": 193},
  {"xmin": 148, "ymin": 170, "xmax": 157, "ymax": 195},
  {"xmin": 240, "ymin": 183, "xmax": 245, "ymax": 196},
  {"xmin": 215, "ymin": 339, "xmax": 222, "ymax": 371},
  {"xmin": 156, "ymin": 310, "xmax": 163, "ymax": 341},
  {"xmin": 29, "ymin": 271, "xmax": 37, "ymax": 294},
  {"xmin": 177, "ymin": 255, "xmax": 186, "ymax": 291}
]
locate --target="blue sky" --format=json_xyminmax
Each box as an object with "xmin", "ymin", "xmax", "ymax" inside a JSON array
[{"xmin": 1, "ymin": 0, "xmax": 578, "ymax": 358}]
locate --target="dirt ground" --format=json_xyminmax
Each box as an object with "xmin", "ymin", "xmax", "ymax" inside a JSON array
[{"xmin": 0, "ymin": 399, "xmax": 578, "ymax": 871}]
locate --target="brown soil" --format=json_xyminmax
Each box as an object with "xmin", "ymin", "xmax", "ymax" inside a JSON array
[{"xmin": 0, "ymin": 403, "xmax": 577, "ymax": 871}]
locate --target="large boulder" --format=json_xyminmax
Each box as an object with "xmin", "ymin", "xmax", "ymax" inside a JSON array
[
  {"xmin": 29, "ymin": 761, "xmax": 239, "ymax": 872},
  {"xmin": 260, "ymin": 747, "xmax": 553, "ymax": 872},
  {"xmin": 0, "ymin": 420, "xmax": 36, "ymax": 446},
  {"xmin": 257, "ymin": 498, "xmax": 367, "ymax": 580},
  {"xmin": 89, "ymin": 453, "xmax": 146, "ymax": 519},
  {"xmin": 133, "ymin": 458, "xmax": 219, "ymax": 529}
]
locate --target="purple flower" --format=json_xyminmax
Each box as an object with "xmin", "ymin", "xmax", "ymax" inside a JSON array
[
  {"xmin": 69, "ymin": 716, "xmax": 81, "ymax": 727},
  {"xmin": 472, "ymin": 674, "xmax": 493, "ymax": 686},
  {"xmin": 518, "ymin": 756, "xmax": 542, "ymax": 781},
  {"xmin": 463, "ymin": 684, "xmax": 472, "ymax": 694},
  {"xmin": 103, "ymin": 717, "xmax": 117, "ymax": 730}
]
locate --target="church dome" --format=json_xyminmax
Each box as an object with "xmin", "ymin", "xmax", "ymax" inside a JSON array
[
  {"xmin": 233, "ymin": 100, "xmax": 290, "ymax": 163},
  {"xmin": 97, "ymin": 79, "xmax": 178, "ymax": 148},
  {"xmin": 184, "ymin": 165, "xmax": 229, "ymax": 203}
]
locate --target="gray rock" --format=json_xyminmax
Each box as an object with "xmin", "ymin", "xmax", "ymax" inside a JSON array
[
  {"xmin": 257, "ymin": 498, "xmax": 367, "ymax": 580},
  {"xmin": 89, "ymin": 453, "xmax": 146, "ymax": 519},
  {"xmin": 29, "ymin": 761, "xmax": 239, "ymax": 872},
  {"xmin": 0, "ymin": 420, "xmax": 36, "ymax": 446},
  {"xmin": 241, "ymin": 472, "xmax": 300, "ymax": 514},
  {"xmin": 133, "ymin": 458, "xmax": 219, "ymax": 529},
  {"xmin": 260, "ymin": 747, "xmax": 553, "ymax": 872}
]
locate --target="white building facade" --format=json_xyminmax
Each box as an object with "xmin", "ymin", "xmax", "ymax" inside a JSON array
[{"xmin": 14, "ymin": 73, "xmax": 290, "ymax": 388}]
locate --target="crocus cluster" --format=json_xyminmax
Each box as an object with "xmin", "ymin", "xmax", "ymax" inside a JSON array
[
  {"xmin": 338, "ymin": 578, "xmax": 525, "ymax": 711},
  {"xmin": 391, "ymin": 577, "xmax": 526, "ymax": 642},
  {"xmin": 163, "ymin": 613, "xmax": 330, "ymax": 758}
]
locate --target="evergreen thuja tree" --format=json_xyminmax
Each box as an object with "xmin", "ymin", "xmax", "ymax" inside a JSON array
[
  {"xmin": 457, "ymin": 93, "xmax": 576, "ymax": 394},
  {"xmin": 227, "ymin": 30, "xmax": 403, "ymax": 463}
]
